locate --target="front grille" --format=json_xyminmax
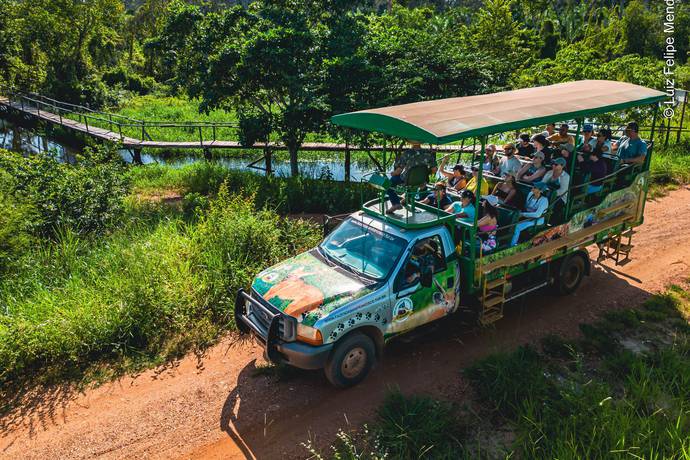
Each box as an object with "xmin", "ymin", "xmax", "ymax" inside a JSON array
[{"xmin": 249, "ymin": 289, "xmax": 295, "ymax": 341}]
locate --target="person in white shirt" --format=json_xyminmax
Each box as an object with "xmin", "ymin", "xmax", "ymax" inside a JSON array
[
  {"xmin": 542, "ymin": 157, "xmax": 570, "ymax": 205},
  {"xmin": 511, "ymin": 182, "xmax": 549, "ymax": 246},
  {"xmin": 498, "ymin": 143, "xmax": 522, "ymax": 177}
]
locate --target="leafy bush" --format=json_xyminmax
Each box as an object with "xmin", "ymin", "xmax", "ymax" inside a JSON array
[
  {"xmin": 102, "ymin": 67, "xmax": 157, "ymax": 95},
  {"xmin": 0, "ymin": 148, "xmax": 130, "ymax": 236}
]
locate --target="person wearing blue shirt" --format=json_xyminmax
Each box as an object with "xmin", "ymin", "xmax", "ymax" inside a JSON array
[
  {"xmin": 615, "ymin": 122, "xmax": 648, "ymax": 165},
  {"xmin": 420, "ymin": 182, "xmax": 453, "ymax": 209},
  {"xmin": 511, "ymin": 183, "xmax": 549, "ymax": 246},
  {"xmin": 446, "ymin": 190, "xmax": 476, "ymax": 225}
]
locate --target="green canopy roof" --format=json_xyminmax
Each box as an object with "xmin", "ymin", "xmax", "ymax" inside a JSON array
[{"xmin": 331, "ymin": 80, "xmax": 666, "ymax": 144}]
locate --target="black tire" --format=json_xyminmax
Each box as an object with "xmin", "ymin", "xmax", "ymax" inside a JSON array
[
  {"xmin": 324, "ymin": 332, "xmax": 376, "ymax": 388},
  {"xmin": 555, "ymin": 253, "xmax": 587, "ymax": 295}
]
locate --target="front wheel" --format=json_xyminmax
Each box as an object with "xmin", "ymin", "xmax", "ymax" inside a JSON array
[
  {"xmin": 555, "ymin": 253, "xmax": 588, "ymax": 295},
  {"xmin": 324, "ymin": 332, "xmax": 376, "ymax": 388}
]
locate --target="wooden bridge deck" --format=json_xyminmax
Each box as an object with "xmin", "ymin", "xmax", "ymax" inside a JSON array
[{"xmin": 0, "ymin": 96, "xmax": 472, "ymax": 153}]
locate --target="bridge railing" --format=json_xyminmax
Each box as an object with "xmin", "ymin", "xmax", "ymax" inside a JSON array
[{"xmin": 0, "ymin": 85, "xmax": 240, "ymax": 145}]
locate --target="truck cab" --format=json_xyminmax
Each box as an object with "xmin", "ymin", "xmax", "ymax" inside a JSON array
[{"xmin": 235, "ymin": 209, "xmax": 461, "ymax": 387}]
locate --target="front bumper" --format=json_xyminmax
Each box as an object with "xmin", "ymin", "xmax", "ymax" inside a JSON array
[{"xmin": 234, "ymin": 289, "xmax": 333, "ymax": 370}]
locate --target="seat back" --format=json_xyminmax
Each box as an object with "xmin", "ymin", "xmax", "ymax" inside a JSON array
[{"xmin": 404, "ymin": 165, "xmax": 430, "ymax": 188}]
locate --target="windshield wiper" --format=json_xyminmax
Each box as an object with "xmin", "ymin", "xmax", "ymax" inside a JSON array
[{"xmin": 317, "ymin": 246, "xmax": 337, "ymax": 267}]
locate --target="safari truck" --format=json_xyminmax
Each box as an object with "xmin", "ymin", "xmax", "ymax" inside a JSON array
[{"xmin": 236, "ymin": 80, "xmax": 666, "ymax": 387}]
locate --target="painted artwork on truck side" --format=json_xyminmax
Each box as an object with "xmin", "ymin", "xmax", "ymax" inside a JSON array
[
  {"xmin": 385, "ymin": 263, "xmax": 461, "ymax": 337},
  {"xmin": 251, "ymin": 251, "xmax": 374, "ymax": 327}
]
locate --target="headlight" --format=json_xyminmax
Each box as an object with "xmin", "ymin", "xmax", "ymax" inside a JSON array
[{"xmin": 296, "ymin": 323, "xmax": 323, "ymax": 346}]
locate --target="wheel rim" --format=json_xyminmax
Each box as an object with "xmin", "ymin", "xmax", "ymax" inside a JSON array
[
  {"xmin": 563, "ymin": 259, "xmax": 583, "ymax": 289},
  {"xmin": 341, "ymin": 347, "xmax": 367, "ymax": 379}
]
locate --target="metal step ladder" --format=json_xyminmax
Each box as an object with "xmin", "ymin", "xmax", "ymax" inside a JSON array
[
  {"xmin": 479, "ymin": 271, "xmax": 508, "ymax": 325},
  {"xmin": 597, "ymin": 228, "xmax": 635, "ymax": 265}
]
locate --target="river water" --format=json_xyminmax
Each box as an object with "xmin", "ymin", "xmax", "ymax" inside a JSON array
[{"xmin": 0, "ymin": 118, "xmax": 375, "ymax": 181}]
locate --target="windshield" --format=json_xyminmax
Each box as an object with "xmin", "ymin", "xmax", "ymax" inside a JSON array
[{"xmin": 320, "ymin": 218, "xmax": 407, "ymax": 280}]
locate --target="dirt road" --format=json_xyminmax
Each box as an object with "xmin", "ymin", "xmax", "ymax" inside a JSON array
[{"xmin": 2, "ymin": 188, "xmax": 689, "ymax": 460}]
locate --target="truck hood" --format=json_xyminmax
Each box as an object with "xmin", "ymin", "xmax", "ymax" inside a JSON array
[{"xmin": 251, "ymin": 250, "xmax": 373, "ymax": 325}]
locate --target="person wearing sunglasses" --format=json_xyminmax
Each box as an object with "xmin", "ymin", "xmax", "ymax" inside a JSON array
[{"xmin": 498, "ymin": 143, "xmax": 522, "ymax": 178}]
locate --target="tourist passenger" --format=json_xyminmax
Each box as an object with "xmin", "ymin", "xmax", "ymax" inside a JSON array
[
  {"xmin": 492, "ymin": 172, "xmax": 522, "ymax": 209},
  {"xmin": 483, "ymin": 144, "xmax": 499, "ymax": 174},
  {"xmin": 552, "ymin": 143, "xmax": 575, "ymax": 170},
  {"xmin": 438, "ymin": 155, "xmax": 467, "ymax": 191},
  {"xmin": 577, "ymin": 149, "xmax": 608, "ymax": 194},
  {"xmin": 577, "ymin": 124, "xmax": 596, "ymax": 152},
  {"xmin": 498, "ymin": 143, "xmax": 522, "ymax": 177},
  {"xmin": 517, "ymin": 151, "xmax": 547, "ymax": 183},
  {"xmin": 510, "ymin": 182, "xmax": 549, "ymax": 246},
  {"xmin": 465, "ymin": 165, "xmax": 490, "ymax": 196},
  {"xmin": 591, "ymin": 128, "xmax": 612, "ymax": 155},
  {"xmin": 531, "ymin": 134, "xmax": 552, "ymax": 163},
  {"xmin": 542, "ymin": 157, "xmax": 570, "ymax": 218},
  {"xmin": 541, "ymin": 123, "xmax": 556, "ymax": 138},
  {"xmin": 420, "ymin": 182, "xmax": 453, "ymax": 208},
  {"xmin": 477, "ymin": 199, "xmax": 499, "ymax": 253},
  {"xmin": 446, "ymin": 190, "xmax": 476, "ymax": 224},
  {"xmin": 547, "ymin": 123, "xmax": 575, "ymax": 147},
  {"xmin": 614, "ymin": 122, "xmax": 647, "ymax": 165},
  {"xmin": 516, "ymin": 132, "xmax": 535, "ymax": 157}
]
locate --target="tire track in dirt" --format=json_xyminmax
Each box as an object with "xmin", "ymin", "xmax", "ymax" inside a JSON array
[{"xmin": 2, "ymin": 188, "xmax": 690, "ymax": 460}]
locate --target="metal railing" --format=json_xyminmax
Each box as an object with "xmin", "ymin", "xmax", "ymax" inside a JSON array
[{"xmin": 0, "ymin": 85, "xmax": 239, "ymax": 145}]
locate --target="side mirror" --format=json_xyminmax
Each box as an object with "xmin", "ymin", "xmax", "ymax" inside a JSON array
[{"xmin": 420, "ymin": 271, "xmax": 433, "ymax": 288}]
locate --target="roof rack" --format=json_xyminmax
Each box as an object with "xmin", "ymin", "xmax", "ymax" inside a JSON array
[{"xmin": 361, "ymin": 197, "xmax": 457, "ymax": 230}]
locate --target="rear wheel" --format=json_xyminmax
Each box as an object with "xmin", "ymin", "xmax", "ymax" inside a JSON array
[
  {"xmin": 555, "ymin": 253, "xmax": 587, "ymax": 295},
  {"xmin": 325, "ymin": 332, "xmax": 376, "ymax": 388}
]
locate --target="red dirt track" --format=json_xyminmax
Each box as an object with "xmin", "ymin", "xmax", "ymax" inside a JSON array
[{"xmin": 2, "ymin": 188, "xmax": 690, "ymax": 460}]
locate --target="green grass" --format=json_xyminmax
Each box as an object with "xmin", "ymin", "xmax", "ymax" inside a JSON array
[
  {"xmin": 649, "ymin": 141, "xmax": 690, "ymax": 198},
  {"xmin": 0, "ymin": 183, "xmax": 321, "ymax": 404},
  {"xmin": 127, "ymin": 162, "xmax": 374, "ymax": 215},
  {"xmin": 319, "ymin": 289, "xmax": 690, "ymax": 459}
]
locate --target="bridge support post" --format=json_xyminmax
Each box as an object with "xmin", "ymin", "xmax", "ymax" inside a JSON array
[
  {"xmin": 344, "ymin": 143, "xmax": 351, "ymax": 182},
  {"xmin": 132, "ymin": 148, "xmax": 143, "ymax": 165},
  {"xmin": 264, "ymin": 147, "xmax": 272, "ymax": 176},
  {"xmin": 203, "ymin": 148, "xmax": 212, "ymax": 161}
]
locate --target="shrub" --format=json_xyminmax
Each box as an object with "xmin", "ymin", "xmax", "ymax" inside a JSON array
[
  {"xmin": 102, "ymin": 67, "xmax": 157, "ymax": 95},
  {"xmin": 0, "ymin": 148, "xmax": 130, "ymax": 236}
]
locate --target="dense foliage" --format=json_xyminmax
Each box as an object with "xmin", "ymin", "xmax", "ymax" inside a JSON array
[{"xmin": 0, "ymin": 148, "xmax": 130, "ymax": 236}]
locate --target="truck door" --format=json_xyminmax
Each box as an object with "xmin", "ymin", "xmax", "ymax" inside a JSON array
[{"xmin": 386, "ymin": 234, "xmax": 460, "ymax": 335}]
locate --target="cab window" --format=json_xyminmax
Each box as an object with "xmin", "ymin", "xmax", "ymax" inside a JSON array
[{"xmin": 396, "ymin": 235, "xmax": 447, "ymax": 291}]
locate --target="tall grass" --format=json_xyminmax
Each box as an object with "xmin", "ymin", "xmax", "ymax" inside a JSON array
[
  {"xmin": 0, "ymin": 185, "xmax": 321, "ymax": 393},
  {"xmin": 128, "ymin": 162, "xmax": 375, "ymax": 215}
]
